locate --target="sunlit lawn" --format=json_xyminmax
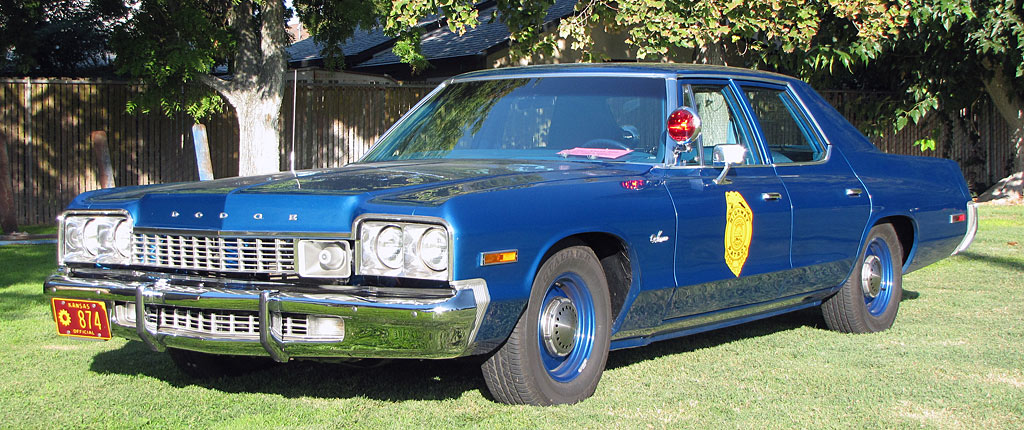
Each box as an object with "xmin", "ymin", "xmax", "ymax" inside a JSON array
[
  {"xmin": 1, "ymin": 207, "xmax": 1021, "ymax": 428},
  {"xmin": 0, "ymin": 224, "xmax": 57, "ymax": 236}
]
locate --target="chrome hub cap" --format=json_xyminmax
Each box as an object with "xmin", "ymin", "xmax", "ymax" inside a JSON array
[
  {"xmin": 861, "ymin": 254, "xmax": 883, "ymax": 298},
  {"xmin": 541, "ymin": 296, "xmax": 578, "ymax": 357}
]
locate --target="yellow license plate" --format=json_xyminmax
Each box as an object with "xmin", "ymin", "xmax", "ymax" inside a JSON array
[{"xmin": 51, "ymin": 298, "xmax": 111, "ymax": 340}]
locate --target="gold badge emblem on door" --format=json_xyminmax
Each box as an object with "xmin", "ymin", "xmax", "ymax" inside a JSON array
[{"xmin": 725, "ymin": 191, "xmax": 753, "ymax": 277}]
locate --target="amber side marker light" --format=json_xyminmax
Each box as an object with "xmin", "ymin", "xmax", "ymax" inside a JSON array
[{"xmin": 482, "ymin": 250, "xmax": 518, "ymax": 266}]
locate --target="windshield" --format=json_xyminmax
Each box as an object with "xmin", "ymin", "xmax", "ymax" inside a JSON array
[{"xmin": 361, "ymin": 76, "xmax": 668, "ymax": 163}]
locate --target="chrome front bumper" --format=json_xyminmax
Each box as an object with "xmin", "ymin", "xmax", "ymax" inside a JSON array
[{"xmin": 43, "ymin": 268, "xmax": 489, "ymax": 362}]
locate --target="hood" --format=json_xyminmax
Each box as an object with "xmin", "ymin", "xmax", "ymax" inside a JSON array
[{"xmin": 73, "ymin": 160, "xmax": 652, "ymax": 233}]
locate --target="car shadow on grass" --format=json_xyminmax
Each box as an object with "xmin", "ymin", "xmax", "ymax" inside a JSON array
[
  {"xmin": 954, "ymin": 251, "xmax": 1024, "ymax": 272},
  {"xmin": 605, "ymin": 307, "xmax": 828, "ymax": 371},
  {"xmin": 606, "ymin": 291, "xmax": 921, "ymax": 370},
  {"xmin": 87, "ymin": 292, "xmax": 924, "ymax": 403},
  {"xmin": 89, "ymin": 341, "xmax": 488, "ymax": 402}
]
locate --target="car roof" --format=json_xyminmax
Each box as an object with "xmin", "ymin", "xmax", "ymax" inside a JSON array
[{"xmin": 453, "ymin": 63, "xmax": 799, "ymax": 83}]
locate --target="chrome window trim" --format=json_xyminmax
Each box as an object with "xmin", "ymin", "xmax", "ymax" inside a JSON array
[
  {"xmin": 732, "ymin": 80, "xmax": 833, "ymax": 167},
  {"xmin": 359, "ymin": 80, "xmax": 450, "ymax": 164},
  {"xmin": 677, "ymin": 73, "xmax": 792, "ymax": 86},
  {"xmin": 352, "ymin": 214, "xmax": 455, "ymax": 282},
  {"xmin": 452, "ymin": 72, "xmax": 677, "ymax": 83},
  {"xmin": 661, "ymin": 79, "xmax": 772, "ymax": 169}
]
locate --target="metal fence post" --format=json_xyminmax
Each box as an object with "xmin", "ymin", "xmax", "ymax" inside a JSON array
[{"xmin": 192, "ymin": 123, "xmax": 214, "ymax": 181}]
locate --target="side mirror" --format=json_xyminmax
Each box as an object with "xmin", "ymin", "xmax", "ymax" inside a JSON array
[
  {"xmin": 712, "ymin": 144, "xmax": 747, "ymax": 185},
  {"xmin": 666, "ymin": 107, "xmax": 701, "ymax": 165}
]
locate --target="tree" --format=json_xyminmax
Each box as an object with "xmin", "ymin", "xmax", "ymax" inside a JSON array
[
  {"xmin": 550, "ymin": 0, "xmax": 1022, "ymax": 199},
  {"xmin": 548, "ymin": 0, "xmax": 911, "ymax": 72},
  {"xmin": 112, "ymin": 0, "xmax": 556, "ymax": 176},
  {"xmin": 0, "ymin": 0, "xmax": 125, "ymax": 76},
  {"xmin": 864, "ymin": 0, "xmax": 1023, "ymax": 200}
]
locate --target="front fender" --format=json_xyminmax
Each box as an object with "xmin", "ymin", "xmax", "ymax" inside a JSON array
[{"xmin": 430, "ymin": 175, "xmax": 677, "ymax": 354}]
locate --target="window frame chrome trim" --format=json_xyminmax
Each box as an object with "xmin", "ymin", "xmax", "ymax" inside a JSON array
[{"xmin": 730, "ymin": 79, "xmax": 834, "ymax": 167}]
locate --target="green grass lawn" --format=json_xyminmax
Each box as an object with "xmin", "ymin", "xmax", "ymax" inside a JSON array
[
  {"xmin": 0, "ymin": 224, "xmax": 57, "ymax": 236},
  {"xmin": 1, "ymin": 207, "xmax": 1021, "ymax": 428}
]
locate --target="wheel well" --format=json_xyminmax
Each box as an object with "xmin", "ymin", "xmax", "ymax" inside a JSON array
[
  {"xmin": 545, "ymin": 233, "xmax": 632, "ymax": 321},
  {"xmin": 877, "ymin": 216, "xmax": 914, "ymax": 264}
]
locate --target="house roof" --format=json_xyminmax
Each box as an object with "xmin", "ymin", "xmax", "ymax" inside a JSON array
[{"xmin": 286, "ymin": 0, "xmax": 577, "ymax": 70}]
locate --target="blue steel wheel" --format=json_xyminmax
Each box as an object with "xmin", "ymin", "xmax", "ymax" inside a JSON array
[
  {"xmin": 537, "ymin": 272, "xmax": 597, "ymax": 382},
  {"xmin": 822, "ymin": 223, "xmax": 903, "ymax": 333},
  {"xmin": 481, "ymin": 245, "xmax": 611, "ymax": 405}
]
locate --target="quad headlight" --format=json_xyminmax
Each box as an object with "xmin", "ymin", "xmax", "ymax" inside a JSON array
[
  {"xmin": 357, "ymin": 219, "xmax": 450, "ymax": 281},
  {"xmin": 60, "ymin": 211, "xmax": 133, "ymax": 265}
]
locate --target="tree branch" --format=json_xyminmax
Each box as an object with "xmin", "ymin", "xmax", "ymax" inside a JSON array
[{"xmin": 197, "ymin": 74, "xmax": 236, "ymax": 98}]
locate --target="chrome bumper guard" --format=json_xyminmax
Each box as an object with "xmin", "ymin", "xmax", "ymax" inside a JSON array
[
  {"xmin": 953, "ymin": 201, "xmax": 979, "ymax": 255},
  {"xmin": 44, "ymin": 269, "xmax": 489, "ymax": 362}
]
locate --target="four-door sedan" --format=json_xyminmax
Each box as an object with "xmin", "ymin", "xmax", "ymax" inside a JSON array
[{"xmin": 44, "ymin": 64, "xmax": 977, "ymax": 405}]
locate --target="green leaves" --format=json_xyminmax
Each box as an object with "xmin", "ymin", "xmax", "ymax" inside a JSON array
[
  {"xmin": 913, "ymin": 138, "xmax": 937, "ymax": 151},
  {"xmin": 392, "ymin": 30, "xmax": 429, "ymax": 73},
  {"xmin": 111, "ymin": 0, "xmax": 235, "ymax": 120}
]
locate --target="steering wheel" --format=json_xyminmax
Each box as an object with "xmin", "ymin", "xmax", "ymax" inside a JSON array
[{"xmin": 581, "ymin": 138, "xmax": 631, "ymax": 150}]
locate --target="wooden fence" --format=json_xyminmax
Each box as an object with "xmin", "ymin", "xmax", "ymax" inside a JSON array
[
  {"xmin": 0, "ymin": 78, "xmax": 1015, "ymax": 226},
  {"xmin": 822, "ymin": 91, "xmax": 1014, "ymax": 192},
  {"xmin": 0, "ymin": 79, "xmax": 432, "ymax": 226}
]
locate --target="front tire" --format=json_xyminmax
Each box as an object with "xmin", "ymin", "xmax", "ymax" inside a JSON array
[
  {"xmin": 822, "ymin": 223, "xmax": 904, "ymax": 333},
  {"xmin": 481, "ymin": 246, "xmax": 612, "ymax": 405}
]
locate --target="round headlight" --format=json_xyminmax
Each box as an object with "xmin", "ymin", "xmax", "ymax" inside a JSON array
[
  {"xmin": 419, "ymin": 228, "xmax": 448, "ymax": 272},
  {"xmin": 64, "ymin": 218, "xmax": 86, "ymax": 252},
  {"xmin": 375, "ymin": 226, "xmax": 404, "ymax": 269},
  {"xmin": 113, "ymin": 220, "xmax": 132, "ymax": 257},
  {"xmin": 82, "ymin": 219, "xmax": 101, "ymax": 255}
]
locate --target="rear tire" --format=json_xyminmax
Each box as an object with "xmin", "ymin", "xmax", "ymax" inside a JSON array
[
  {"xmin": 822, "ymin": 223, "xmax": 903, "ymax": 333},
  {"xmin": 481, "ymin": 246, "xmax": 611, "ymax": 405},
  {"xmin": 168, "ymin": 348, "xmax": 273, "ymax": 378}
]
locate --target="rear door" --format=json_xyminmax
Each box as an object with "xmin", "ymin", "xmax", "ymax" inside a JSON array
[{"xmin": 738, "ymin": 83, "xmax": 871, "ymax": 290}]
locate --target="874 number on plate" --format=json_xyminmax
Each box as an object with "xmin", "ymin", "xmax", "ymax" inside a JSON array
[{"xmin": 51, "ymin": 298, "xmax": 111, "ymax": 340}]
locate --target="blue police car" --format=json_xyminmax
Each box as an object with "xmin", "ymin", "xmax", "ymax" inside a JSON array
[{"xmin": 45, "ymin": 64, "xmax": 977, "ymax": 405}]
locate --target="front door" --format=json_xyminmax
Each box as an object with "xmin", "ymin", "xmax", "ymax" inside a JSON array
[{"xmin": 662, "ymin": 81, "xmax": 793, "ymax": 320}]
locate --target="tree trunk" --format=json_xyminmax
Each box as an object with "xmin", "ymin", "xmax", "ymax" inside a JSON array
[
  {"xmin": 696, "ymin": 38, "xmax": 729, "ymax": 65},
  {"xmin": 979, "ymin": 66, "xmax": 1024, "ymax": 203},
  {"xmin": 198, "ymin": 0, "xmax": 288, "ymax": 177},
  {"xmin": 0, "ymin": 134, "xmax": 19, "ymax": 234},
  {"xmin": 235, "ymin": 94, "xmax": 284, "ymax": 174}
]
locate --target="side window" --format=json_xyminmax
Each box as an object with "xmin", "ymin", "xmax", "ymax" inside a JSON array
[
  {"xmin": 684, "ymin": 84, "xmax": 761, "ymax": 166},
  {"xmin": 742, "ymin": 87, "xmax": 825, "ymax": 163}
]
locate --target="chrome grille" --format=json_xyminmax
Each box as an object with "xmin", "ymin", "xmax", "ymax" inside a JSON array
[
  {"xmin": 144, "ymin": 306, "xmax": 307, "ymax": 339},
  {"xmin": 132, "ymin": 233, "xmax": 295, "ymax": 273}
]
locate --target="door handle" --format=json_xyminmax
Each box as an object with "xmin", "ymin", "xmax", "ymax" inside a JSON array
[
  {"xmin": 761, "ymin": 192, "xmax": 783, "ymax": 201},
  {"xmin": 846, "ymin": 188, "xmax": 864, "ymax": 197}
]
